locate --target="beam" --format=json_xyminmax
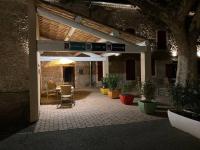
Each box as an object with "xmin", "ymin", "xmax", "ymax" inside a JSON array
[
  {"xmin": 37, "ymin": 7, "xmax": 144, "ymax": 52},
  {"xmin": 83, "ymin": 52, "xmax": 102, "ymax": 58},
  {"xmin": 37, "ymin": 40, "xmax": 145, "ymax": 53},
  {"xmin": 74, "ymin": 52, "xmax": 82, "ymax": 56},
  {"xmin": 96, "ymin": 30, "xmax": 119, "ymax": 43},
  {"xmin": 64, "ymin": 27, "xmax": 76, "ymax": 41},
  {"xmin": 40, "ymin": 56, "xmax": 106, "ymax": 61}
]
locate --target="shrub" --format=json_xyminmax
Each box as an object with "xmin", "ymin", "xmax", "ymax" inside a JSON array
[
  {"xmin": 107, "ymin": 74, "xmax": 120, "ymax": 90},
  {"xmin": 142, "ymin": 80, "xmax": 156, "ymax": 101},
  {"xmin": 122, "ymin": 82, "xmax": 135, "ymax": 93},
  {"xmin": 171, "ymin": 81, "xmax": 200, "ymax": 114}
]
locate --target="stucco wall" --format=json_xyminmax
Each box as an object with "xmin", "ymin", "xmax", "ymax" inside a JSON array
[
  {"xmin": 0, "ymin": 0, "xmax": 30, "ymax": 126},
  {"xmin": 75, "ymin": 62, "xmax": 91, "ymax": 88},
  {"xmin": 109, "ymin": 54, "xmax": 141, "ymax": 82}
]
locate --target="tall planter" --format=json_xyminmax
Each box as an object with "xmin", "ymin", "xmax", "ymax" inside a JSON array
[
  {"xmin": 108, "ymin": 89, "xmax": 121, "ymax": 99},
  {"xmin": 138, "ymin": 80, "xmax": 157, "ymax": 114},
  {"xmin": 100, "ymin": 88, "xmax": 109, "ymax": 95},
  {"xmin": 100, "ymin": 76, "xmax": 109, "ymax": 95},
  {"xmin": 138, "ymin": 100, "xmax": 156, "ymax": 114},
  {"xmin": 169, "ymin": 81, "xmax": 200, "ymax": 139},
  {"xmin": 107, "ymin": 74, "xmax": 121, "ymax": 99},
  {"xmin": 168, "ymin": 110, "xmax": 200, "ymax": 139},
  {"xmin": 120, "ymin": 94, "xmax": 134, "ymax": 105}
]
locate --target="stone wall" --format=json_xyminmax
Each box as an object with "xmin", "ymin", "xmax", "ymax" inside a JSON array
[
  {"xmin": 0, "ymin": 0, "xmax": 30, "ymax": 126},
  {"xmin": 40, "ymin": 61, "xmax": 95, "ymax": 89},
  {"xmin": 41, "ymin": 62, "xmax": 63, "ymax": 91}
]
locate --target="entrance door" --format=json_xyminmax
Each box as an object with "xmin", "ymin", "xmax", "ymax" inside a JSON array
[
  {"xmin": 126, "ymin": 60, "xmax": 135, "ymax": 80},
  {"xmin": 97, "ymin": 62, "xmax": 103, "ymax": 81},
  {"xmin": 63, "ymin": 67, "xmax": 75, "ymax": 86}
]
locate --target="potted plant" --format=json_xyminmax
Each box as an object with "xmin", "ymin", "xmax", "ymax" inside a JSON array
[
  {"xmin": 120, "ymin": 83, "xmax": 134, "ymax": 105},
  {"xmin": 138, "ymin": 80, "xmax": 157, "ymax": 114},
  {"xmin": 107, "ymin": 74, "xmax": 121, "ymax": 99},
  {"xmin": 168, "ymin": 81, "xmax": 200, "ymax": 139},
  {"xmin": 100, "ymin": 76, "xmax": 109, "ymax": 95}
]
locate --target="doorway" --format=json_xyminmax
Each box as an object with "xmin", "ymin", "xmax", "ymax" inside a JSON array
[{"xmin": 63, "ymin": 66, "xmax": 75, "ymax": 86}]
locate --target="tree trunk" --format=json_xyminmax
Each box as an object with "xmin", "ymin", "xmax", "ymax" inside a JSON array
[{"xmin": 173, "ymin": 31, "xmax": 197, "ymax": 86}]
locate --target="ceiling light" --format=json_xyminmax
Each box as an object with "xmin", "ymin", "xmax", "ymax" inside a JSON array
[
  {"xmin": 59, "ymin": 58, "xmax": 74, "ymax": 64},
  {"xmin": 115, "ymin": 53, "xmax": 120, "ymax": 56}
]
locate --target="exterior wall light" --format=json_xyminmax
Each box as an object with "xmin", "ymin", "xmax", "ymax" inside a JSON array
[
  {"xmin": 170, "ymin": 44, "xmax": 178, "ymax": 57},
  {"xmin": 197, "ymin": 45, "xmax": 200, "ymax": 58}
]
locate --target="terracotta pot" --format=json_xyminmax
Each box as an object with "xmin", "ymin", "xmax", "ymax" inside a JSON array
[
  {"xmin": 120, "ymin": 94, "xmax": 134, "ymax": 105},
  {"xmin": 108, "ymin": 89, "xmax": 121, "ymax": 99}
]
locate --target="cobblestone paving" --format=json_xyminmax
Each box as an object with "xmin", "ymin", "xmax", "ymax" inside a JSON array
[{"xmin": 34, "ymin": 90, "xmax": 164, "ymax": 133}]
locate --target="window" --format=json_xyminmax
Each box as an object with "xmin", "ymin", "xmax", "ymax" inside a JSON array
[
  {"xmin": 157, "ymin": 30, "xmax": 167, "ymax": 50},
  {"xmin": 151, "ymin": 58, "xmax": 155, "ymax": 76},
  {"xmin": 165, "ymin": 62, "xmax": 177, "ymax": 78},
  {"xmin": 126, "ymin": 60, "xmax": 135, "ymax": 80},
  {"xmin": 198, "ymin": 60, "xmax": 200, "ymax": 75}
]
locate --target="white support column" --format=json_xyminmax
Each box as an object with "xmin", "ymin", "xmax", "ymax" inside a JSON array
[
  {"xmin": 103, "ymin": 57, "xmax": 109, "ymax": 77},
  {"xmin": 28, "ymin": 1, "xmax": 39, "ymax": 123},
  {"xmin": 36, "ymin": 14, "xmax": 41, "ymax": 111},
  {"xmin": 140, "ymin": 46, "xmax": 151, "ymax": 83}
]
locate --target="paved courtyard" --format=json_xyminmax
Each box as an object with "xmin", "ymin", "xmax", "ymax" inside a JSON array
[
  {"xmin": 33, "ymin": 89, "xmax": 165, "ymax": 133},
  {"xmin": 1, "ymin": 90, "xmax": 200, "ymax": 150}
]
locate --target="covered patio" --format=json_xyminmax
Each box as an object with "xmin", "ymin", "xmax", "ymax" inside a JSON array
[{"xmin": 33, "ymin": 89, "xmax": 166, "ymax": 133}]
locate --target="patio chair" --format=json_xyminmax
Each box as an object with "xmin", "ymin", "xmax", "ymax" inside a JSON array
[
  {"xmin": 46, "ymin": 80, "xmax": 57, "ymax": 101},
  {"xmin": 59, "ymin": 85, "xmax": 75, "ymax": 107}
]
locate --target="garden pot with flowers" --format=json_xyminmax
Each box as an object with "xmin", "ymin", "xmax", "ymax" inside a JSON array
[
  {"xmin": 120, "ymin": 83, "xmax": 134, "ymax": 105},
  {"xmin": 100, "ymin": 76, "xmax": 109, "ymax": 95},
  {"xmin": 107, "ymin": 74, "xmax": 121, "ymax": 99}
]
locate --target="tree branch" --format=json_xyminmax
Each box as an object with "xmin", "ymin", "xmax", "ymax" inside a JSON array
[
  {"xmin": 189, "ymin": 2, "xmax": 200, "ymax": 39},
  {"xmin": 178, "ymin": 0, "xmax": 199, "ymax": 21},
  {"xmin": 128, "ymin": 0, "xmax": 172, "ymax": 25}
]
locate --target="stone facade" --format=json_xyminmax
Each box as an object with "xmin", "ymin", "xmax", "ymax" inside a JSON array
[
  {"xmin": 0, "ymin": 0, "xmax": 30, "ymax": 125},
  {"xmin": 41, "ymin": 61, "xmax": 96, "ymax": 91},
  {"xmin": 41, "ymin": 62, "xmax": 63, "ymax": 91}
]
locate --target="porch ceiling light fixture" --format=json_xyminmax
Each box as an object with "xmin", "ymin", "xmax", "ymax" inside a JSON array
[
  {"xmin": 114, "ymin": 53, "xmax": 120, "ymax": 56},
  {"xmin": 59, "ymin": 58, "xmax": 74, "ymax": 64}
]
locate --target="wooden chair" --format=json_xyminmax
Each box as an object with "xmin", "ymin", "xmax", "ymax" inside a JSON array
[
  {"xmin": 59, "ymin": 85, "xmax": 74, "ymax": 107},
  {"xmin": 46, "ymin": 80, "xmax": 57, "ymax": 101}
]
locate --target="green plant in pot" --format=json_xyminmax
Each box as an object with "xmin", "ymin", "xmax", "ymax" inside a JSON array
[
  {"xmin": 107, "ymin": 74, "xmax": 121, "ymax": 99},
  {"xmin": 138, "ymin": 80, "xmax": 157, "ymax": 114},
  {"xmin": 100, "ymin": 76, "xmax": 109, "ymax": 95}
]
